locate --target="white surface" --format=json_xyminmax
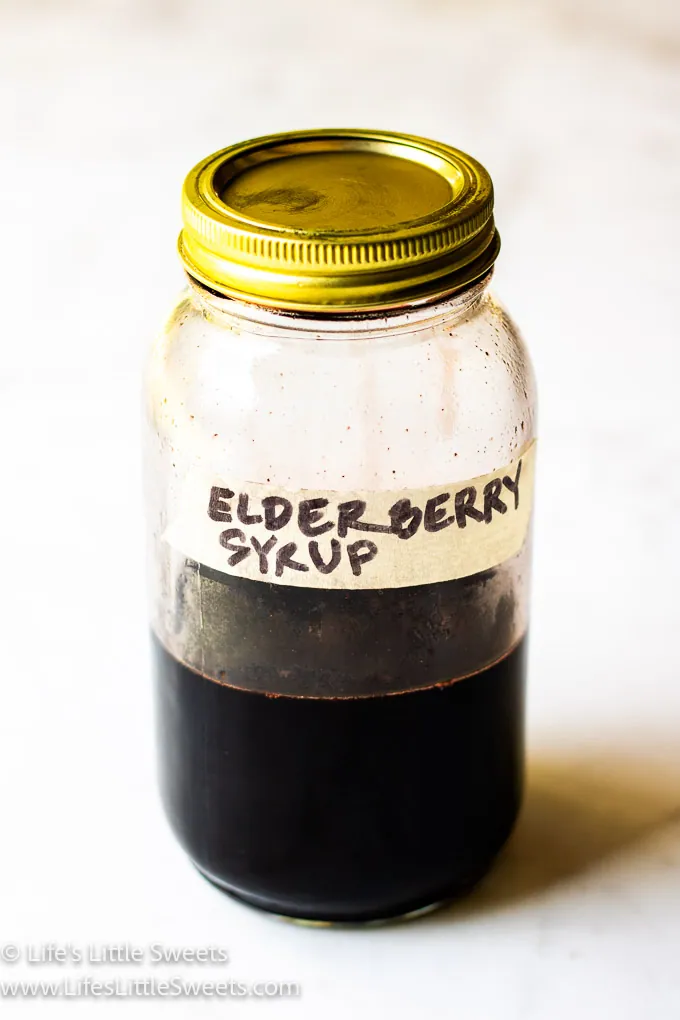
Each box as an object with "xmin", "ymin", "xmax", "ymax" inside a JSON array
[{"xmin": 1, "ymin": 0, "xmax": 679, "ymax": 1017}]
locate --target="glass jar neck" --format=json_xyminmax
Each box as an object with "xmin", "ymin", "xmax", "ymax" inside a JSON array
[{"xmin": 187, "ymin": 272, "xmax": 492, "ymax": 340}]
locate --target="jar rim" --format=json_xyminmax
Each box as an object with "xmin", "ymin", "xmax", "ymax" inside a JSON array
[{"xmin": 185, "ymin": 269, "xmax": 493, "ymax": 340}]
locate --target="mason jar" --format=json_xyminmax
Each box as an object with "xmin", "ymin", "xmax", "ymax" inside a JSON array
[{"xmin": 144, "ymin": 129, "xmax": 537, "ymax": 923}]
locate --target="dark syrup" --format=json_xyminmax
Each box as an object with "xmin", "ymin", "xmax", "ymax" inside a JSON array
[{"xmin": 154, "ymin": 629, "xmax": 525, "ymax": 923}]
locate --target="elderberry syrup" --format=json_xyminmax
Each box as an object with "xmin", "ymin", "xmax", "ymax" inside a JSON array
[{"xmin": 144, "ymin": 129, "xmax": 537, "ymax": 923}]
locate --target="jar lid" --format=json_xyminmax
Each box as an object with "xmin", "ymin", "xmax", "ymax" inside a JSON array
[{"xmin": 179, "ymin": 129, "xmax": 500, "ymax": 312}]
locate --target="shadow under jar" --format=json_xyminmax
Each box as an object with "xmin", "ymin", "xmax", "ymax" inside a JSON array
[{"xmin": 144, "ymin": 129, "xmax": 537, "ymax": 924}]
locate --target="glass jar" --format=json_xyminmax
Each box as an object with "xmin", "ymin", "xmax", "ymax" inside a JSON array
[{"xmin": 144, "ymin": 130, "xmax": 537, "ymax": 924}]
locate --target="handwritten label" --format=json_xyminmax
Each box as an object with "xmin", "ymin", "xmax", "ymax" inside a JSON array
[{"xmin": 163, "ymin": 441, "xmax": 535, "ymax": 590}]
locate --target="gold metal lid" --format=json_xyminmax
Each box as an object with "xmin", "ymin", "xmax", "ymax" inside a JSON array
[{"xmin": 179, "ymin": 129, "xmax": 499, "ymax": 312}]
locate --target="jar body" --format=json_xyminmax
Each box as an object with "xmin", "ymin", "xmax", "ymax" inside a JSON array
[{"xmin": 144, "ymin": 276, "xmax": 536, "ymax": 922}]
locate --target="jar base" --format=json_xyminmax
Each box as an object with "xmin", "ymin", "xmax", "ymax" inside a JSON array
[{"xmin": 191, "ymin": 857, "xmax": 495, "ymax": 927}]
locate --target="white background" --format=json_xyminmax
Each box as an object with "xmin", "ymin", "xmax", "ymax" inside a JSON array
[{"xmin": 1, "ymin": 0, "xmax": 679, "ymax": 1016}]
